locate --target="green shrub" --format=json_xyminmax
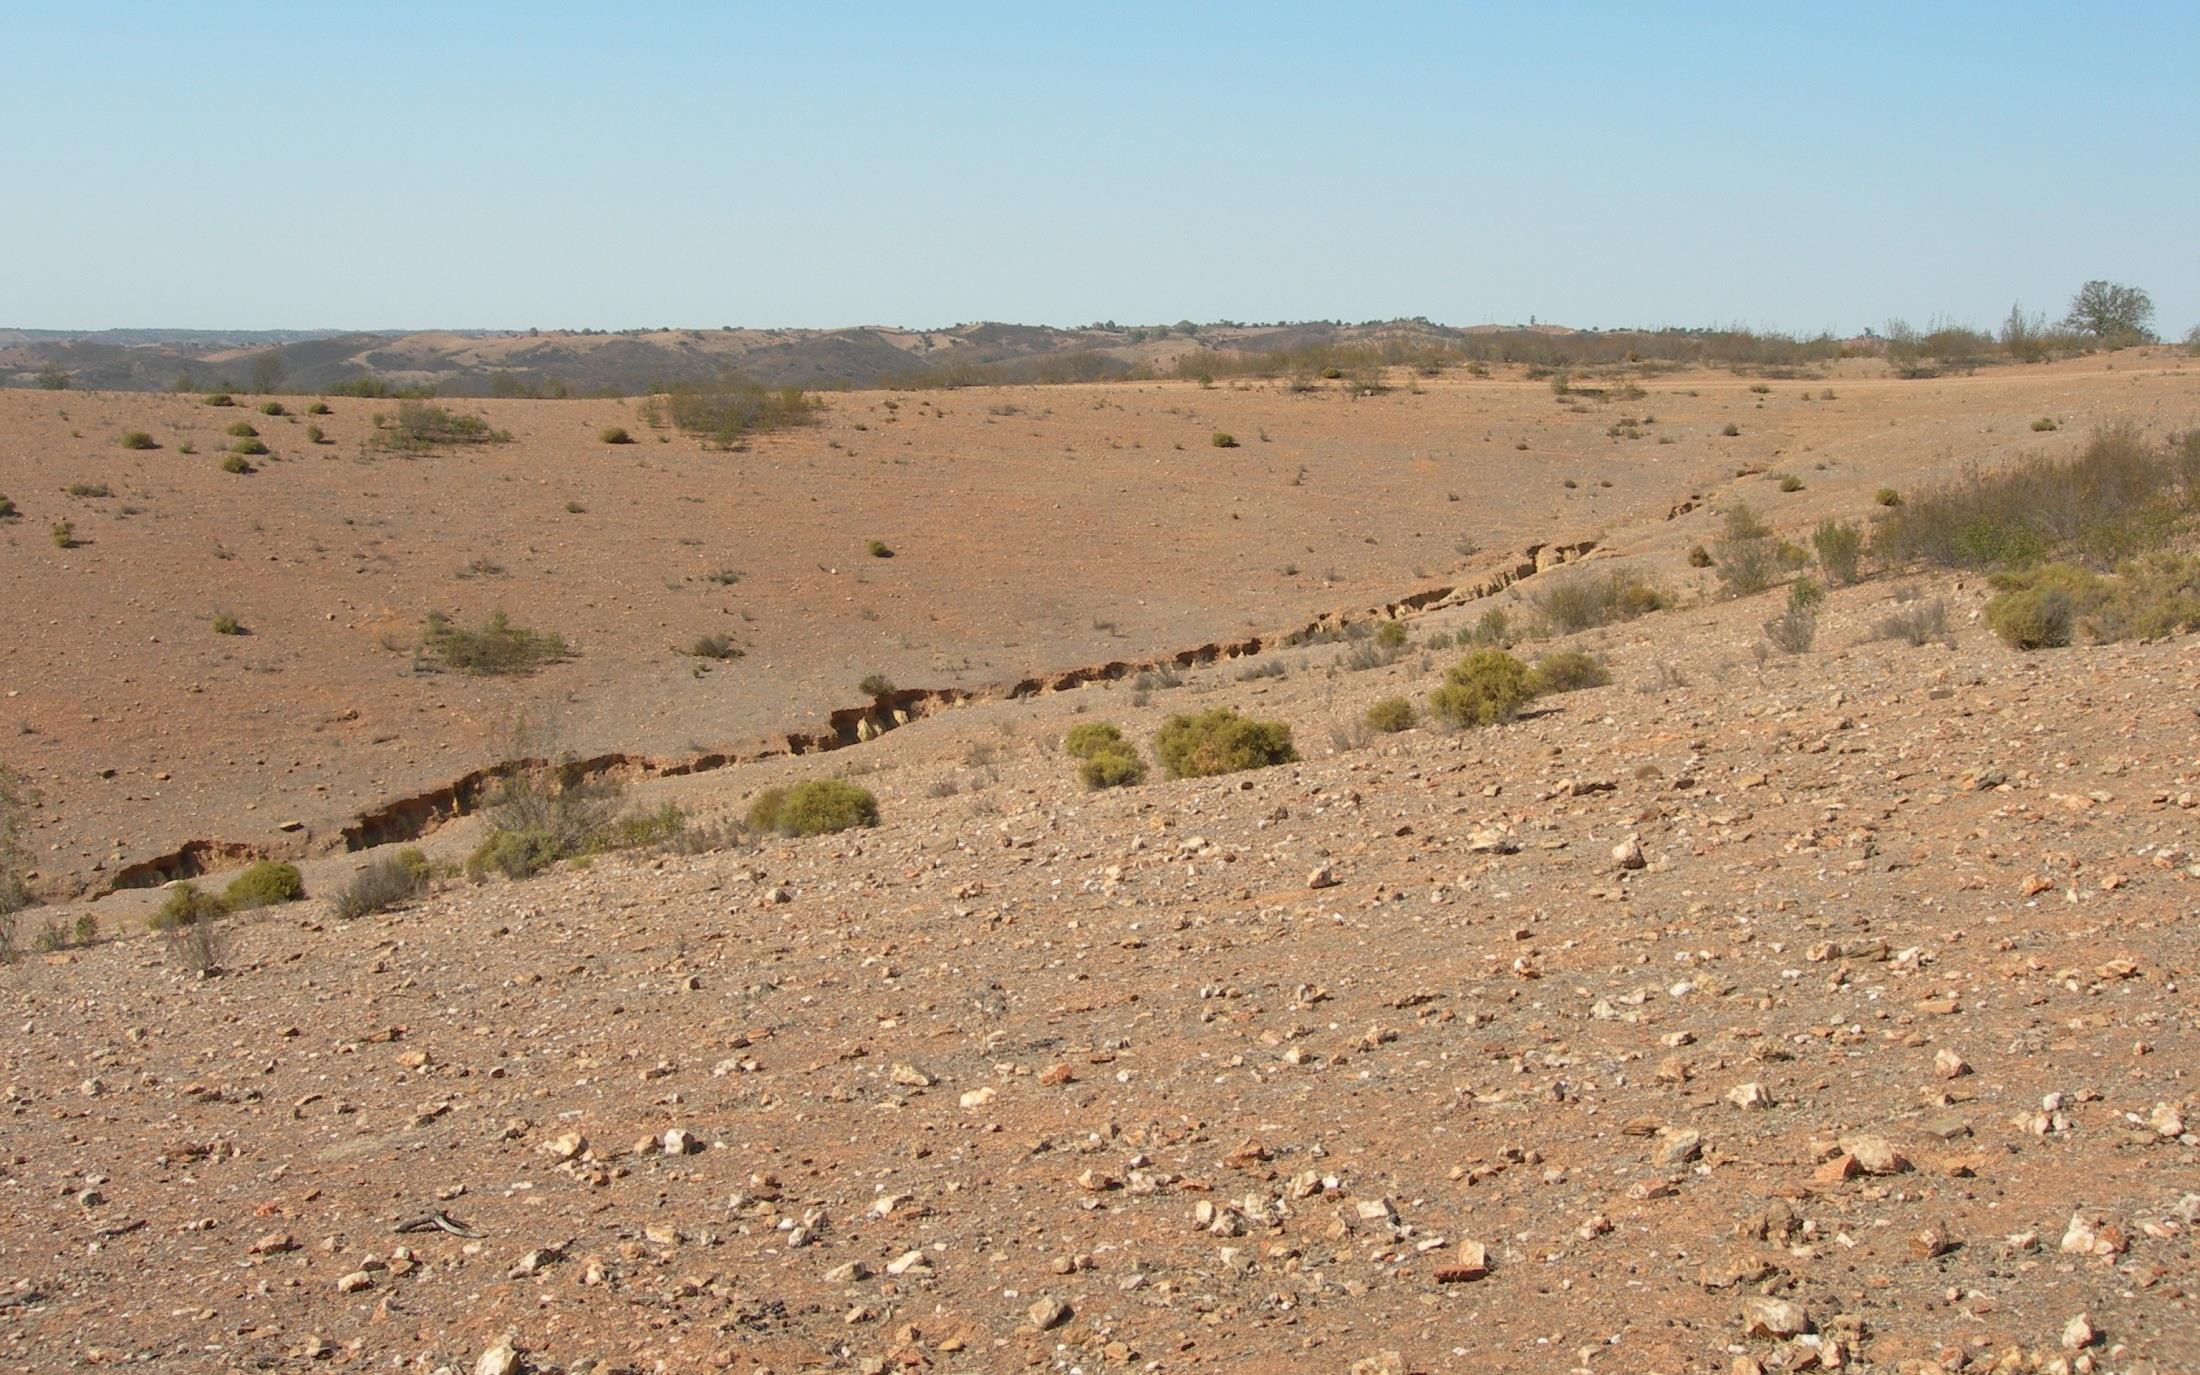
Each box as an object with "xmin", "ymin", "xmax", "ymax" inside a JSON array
[
  {"xmin": 653, "ymin": 374, "xmax": 820, "ymax": 447},
  {"xmin": 600, "ymin": 426, "xmax": 633, "ymax": 444},
  {"xmin": 1776, "ymin": 473, "xmax": 1804, "ymax": 492},
  {"xmin": 747, "ymin": 779, "xmax": 879, "ymax": 836},
  {"xmin": 1463, "ymin": 607, "xmax": 1511, "ymax": 646},
  {"xmin": 1364, "ymin": 697, "xmax": 1416, "ymax": 732},
  {"xmin": 120, "ymin": 430, "xmax": 158, "ymax": 450},
  {"xmin": 1764, "ymin": 581, "xmax": 1821, "ymax": 654},
  {"xmin": 1985, "ymin": 579, "xmax": 2079, "ymax": 649},
  {"xmin": 0, "ymin": 495, "xmax": 16, "ymax": 519},
  {"xmin": 866, "ymin": 539, "xmax": 894, "ymax": 558},
  {"xmin": 259, "ymin": 400, "xmax": 285, "ymax": 416},
  {"xmin": 333, "ymin": 848, "xmax": 430, "ymax": 918},
  {"xmin": 204, "ymin": 393, "xmax": 235, "ymax": 407},
  {"xmin": 1211, "ymin": 431, "xmax": 1239, "ymax": 448},
  {"xmin": 2031, "ymin": 416, "xmax": 2058, "ymax": 432},
  {"xmin": 1534, "ymin": 568, "xmax": 1668, "ymax": 633},
  {"xmin": 1712, "ymin": 503, "xmax": 1804, "ymax": 596},
  {"xmin": 466, "ymin": 827, "xmax": 563, "ymax": 880},
  {"xmin": 1154, "ymin": 708, "xmax": 1297, "ymax": 778},
  {"xmin": 220, "ymin": 454, "xmax": 252, "ymax": 474},
  {"xmin": 231, "ymin": 437, "xmax": 269, "ymax": 456},
  {"xmin": 50, "ymin": 520, "xmax": 74, "ymax": 549},
  {"xmin": 1810, "ymin": 519, "xmax": 1863, "ymax": 584},
  {"xmin": 1983, "ymin": 556, "xmax": 2200, "ymax": 648},
  {"xmin": 371, "ymin": 401, "xmax": 511, "ymax": 451},
  {"xmin": 423, "ymin": 610, "xmax": 568, "ymax": 674},
  {"xmin": 587, "ymin": 802, "xmax": 687, "ymax": 853},
  {"xmin": 1078, "ymin": 746, "xmax": 1147, "ymax": 788},
  {"xmin": 305, "ymin": 424, "xmax": 325, "ymax": 444},
  {"xmin": 1375, "ymin": 620, "xmax": 1408, "ymax": 650},
  {"xmin": 225, "ymin": 421, "xmax": 258, "ymax": 437},
  {"xmin": 149, "ymin": 882, "xmax": 226, "ymax": 931},
  {"xmin": 306, "ymin": 401, "xmax": 332, "ymax": 415},
  {"xmin": 1430, "ymin": 649, "xmax": 1533, "ymax": 727},
  {"xmin": 222, "ymin": 861, "xmax": 303, "ymax": 910},
  {"xmin": 1526, "ymin": 650, "xmax": 1609, "ymax": 696},
  {"xmin": 1063, "ymin": 722, "xmax": 1128, "ymax": 759},
  {"xmin": 211, "ymin": 610, "xmax": 243, "ymax": 635},
  {"xmin": 1875, "ymin": 488, "xmax": 1903, "ymax": 507}
]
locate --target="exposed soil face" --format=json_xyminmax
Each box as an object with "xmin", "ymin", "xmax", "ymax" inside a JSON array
[{"xmin": 3, "ymin": 353, "xmax": 2191, "ymax": 898}]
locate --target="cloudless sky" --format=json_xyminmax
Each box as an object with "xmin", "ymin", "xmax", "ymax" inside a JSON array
[{"xmin": 4, "ymin": 1, "xmax": 2194, "ymax": 335}]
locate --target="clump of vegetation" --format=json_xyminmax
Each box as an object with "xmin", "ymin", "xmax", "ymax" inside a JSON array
[
  {"xmin": 1874, "ymin": 597, "xmax": 1951, "ymax": 646},
  {"xmin": 1875, "ymin": 488, "xmax": 1903, "ymax": 507},
  {"xmin": 1461, "ymin": 606, "xmax": 1512, "ymax": 647},
  {"xmin": 306, "ymin": 401, "xmax": 332, "ymax": 416},
  {"xmin": 1721, "ymin": 422, "xmax": 1741, "ymax": 437},
  {"xmin": 687, "ymin": 634, "xmax": 742, "ymax": 660},
  {"xmin": 221, "ymin": 454, "xmax": 253, "ymax": 474},
  {"xmin": 1712, "ymin": 502, "xmax": 1805, "ymax": 596},
  {"xmin": 333, "ymin": 848, "xmax": 430, "ymax": 919},
  {"xmin": 1211, "ymin": 431, "xmax": 1239, "ymax": 448},
  {"xmin": 2031, "ymin": 417, "xmax": 2058, "ymax": 432},
  {"xmin": 1776, "ymin": 473, "xmax": 1804, "ymax": 492},
  {"xmin": 866, "ymin": 539, "xmax": 894, "ymax": 558},
  {"xmin": 649, "ymin": 374, "xmax": 820, "ymax": 447},
  {"xmin": 225, "ymin": 421, "xmax": 258, "ymax": 437},
  {"xmin": 203, "ymin": 393, "xmax": 235, "ymax": 407},
  {"xmin": 745, "ymin": 779, "xmax": 879, "ymax": 836},
  {"xmin": 858, "ymin": 674, "xmax": 896, "ymax": 700},
  {"xmin": 149, "ymin": 882, "xmax": 226, "ymax": 931},
  {"xmin": 211, "ymin": 610, "xmax": 244, "ymax": 635},
  {"xmin": 66, "ymin": 482, "xmax": 111, "ymax": 498},
  {"xmin": 231, "ymin": 437, "xmax": 269, "ymax": 456},
  {"xmin": 1763, "ymin": 579, "xmax": 1823, "ymax": 654},
  {"xmin": 258, "ymin": 400, "xmax": 286, "ymax": 416},
  {"xmin": 50, "ymin": 520, "xmax": 75, "ymax": 549},
  {"xmin": 1984, "ymin": 555, "xmax": 2200, "ymax": 649},
  {"xmin": 0, "ymin": 494, "xmax": 16, "ymax": 519},
  {"xmin": 1429, "ymin": 649, "xmax": 1533, "ymax": 727},
  {"xmin": 600, "ymin": 426, "xmax": 633, "ymax": 444},
  {"xmin": 120, "ymin": 430, "xmax": 158, "ymax": 450},
  {"xmin": 1810, "ymin": 518, "xmax": 1863, "ymax": 585},
  {"xmin": 465, "ymin": 754, "xmax": 689, "ymax": 880},
  {"xmin": 1154, "ymin": 708, "xmax": 1296, "ymax": 778},
  {"xmin": 1364, "ymin": 697, "xmax": 1416, "ymax": 733},
  {"xmin": 222, "ymin": 861, "xmax": 303, "ymax": 910},
  {"xmin": 1063, "ymin": 722, "xmax": 1146, "ymax": 788},
  {"xmin": 1686, "ymin": 543, "xmax": 1713, "ymax": 568},
  {"xmin": 1525, "ymin": 650, "xmax": 1609, "ymax": 695},
  {"xmin": 1534, "ymin": 567, "xmax": 1668, "ymax": 633},
  {"xmin": 305, "ymin": 424, "xmax": 325, "ymax": 444},
  {"xmin": 370, "ymin": 401, "xmax": 512, "ymax": 452},
  {"xmin": 0, "ymin": 763, "xmax": 32, "ymax": 918},
  {"xmin": 1872, "ymin": 425, "xmax": 2197, "ymax": 571},
  {"xmin": 422, "ymin": 610, "xmax": 569, "ymax": 675}
]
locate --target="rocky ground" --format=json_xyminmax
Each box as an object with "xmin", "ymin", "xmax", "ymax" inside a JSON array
[{"xmin": 3, "ymin": 540, "xmax": 2196, "ymax": 1372}]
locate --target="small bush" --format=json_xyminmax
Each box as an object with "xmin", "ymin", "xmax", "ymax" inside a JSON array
[
  {"xmin": 688, "ymin": 634, "xmax": 742, "ymax": 660},
  {"xmin": 1534, "ymin": 568, "xmax": 1668, "ymax": 633},
  {"xmin": 747, "ymin": 779, "xmax": 879, "ymax": 836},
  {"xmin": 306, "ymin": 401, "xmax": 332, "ymax": 415},
  {"xmin": 371, "ymin": 401, "xmax": 511, "ymax": 452},
  {"xmin": 1063, "ymin": 722, "xmax": 1128, "ymax": 759},
  {"xmin": 203, "ymin": 393, "xmax": 235, "ymax": 407},
  {"xmin": 1776, "ymin": 474, "xmax": 1804, "ymax": 492},
  {"xmin": 1983, "ymin": 556, "xmax": 2200, "ymax": 648},
  {"xmin": 225, "ymin": 421, "xmax": 258, "ymax": 437},
  {"xmin": 866, "ymin": 539, "xmax": 894, "ymax": 558},
  {"xmin": 222, "ymin": 861, "xmax": 303, "ymax": 910},
  {"xmin": 2031, "ymin": 416, "xmax": 2058, "ymax": 432},
  {"xmin": 1211, "ymin": 432, "xmax": 1239, "ymax": 448},
  {"xmin": 1713, "ymin": 503, "xmax": 1804, "ymax": 596},
  {"xmin": 1763, "ymin": 580, "xmax": 1822, "ymax": 654},
  {"xmin": 50, "ymin": 520, "xmax": 74, "ymax": 549},
  {"xmin": 220, "ymin": 454, "xmax": 252, "ymax": 474},
  {"xmin": 259, "ymin": 400, "xmax": 286, "ymax": 415},
  {"xmin": 0, "ymin": 495, "xmax": 15, "ymax": 519},
  {"xmin": 1464, "ymin": 607, "xmax": 1511, "ymax": 646},
  {"xmin": 1364, "ymin": 697, "xmax": 1416, "ymax": 732},
  {"xmin": 600, "ymin": 426, "xmax": 634, "ymax": 444},
  {"xmin": 1375, "ymin": 620, "xmax": 1408, "ymax": 650},
  {"xmin": 333, "ymin": 849, "xmax": 429, "ymax": 918},
  {"xmin": 120, "ymin": 430, "xmax": 158, "ymax": 450},
  {"xmin": 1810, "ymin": 519, "xmax": 1863, "ymax": 584},
  {"xmin": 305, "ymin": 424, "xmax": 325, "ymax": 443},
  {"xmin": 67, "ymin": 482, "xmax": 111, "ymax": 498},
  {"xmin": 1721, "ymin": 422, "xmax": 1741, "ymax": 437},
  {"xmin": 1078, "ymin": 746, "xmax": 1146, "ymax": 789},
  {"xmin": 858, "ymin": 673, "xmax": 896, "ymax": 699},
  {"xmin": 149, "ymin": 882, "xmax": 226, "ymax": 931},
  {"xmin": 466, "ymin": 827, "xmax": 563, "ymax": 880},
  {"xmin": 654, "ymin": 374, "xmax": 819, "ymax": 447},
  {"xmin": 211, "ymin": 610, "xmax": 243, "ymax": 635},
  {"xmin": 1686, "ymin": 543, "xmax": 1713, "ymax": 568},
  {"xmin": 1428, "ymin": 649, "xmax": 1532, "ymax": 728},
  {"xmin": 231, "ymin": 437, "xmax": 269, "ymax": 456},
  {"xmin": 1154, "ymin": 708, "xmax": 1296, "ymax": 778},
  {"xmin": 423, "ymin": 610, "xmax": 568, "ymax": 674},
  {"xmin": 1875, "ymin": 598, "xmax": 1950, "ymax": 646},
  {"xmin": 1985, "ymin": 579, "xmax": 2078, "ymax": 649},
  {"xmin": 1875, "ymin": 487, "xmax": 1903, "ymax": 507},
  {"xmin": 1526, "ymin": 650, "xmax": 1609, "ymax": 696}
]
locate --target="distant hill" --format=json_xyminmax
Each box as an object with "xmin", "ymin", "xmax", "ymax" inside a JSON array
[{"xmin": 0, "ymin": 318, "xmax": 1847, "ymax": 395}]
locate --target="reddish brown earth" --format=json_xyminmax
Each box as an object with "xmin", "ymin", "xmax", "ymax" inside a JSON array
[{"xmin": 0, "ymin": 351, "xmax": 2196, "ymax": 1374}]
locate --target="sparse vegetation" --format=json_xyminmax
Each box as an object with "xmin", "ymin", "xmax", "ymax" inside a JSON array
[
  {"xmin": 0, "ymin": 495, "xmax": 16, "ymax": 519},
  {"xmin": 1064, "ymin": 722, "xmax": 1146, "ymax": 787},
  {"xmin": 203, "ymin": 393, "xmax": 235, "ymax": 407},
  {"xmin": 1776, "ymin": 473, "xmax": 1804, "ymax": 492},
  {"xmin": 225, "ymin": 421, "xmax": 258, "ymax": 437},
  {"xmin": 220, "ymin": 454, "xmax": 252, "ymax": 474},
  {"xmin": 866, "ymin": 539, "xmax": 894, "ymax": 558},
  {"xmin": 1721, "ymin": 422, "xmax": 1741, "ymax": 437},
  {"xmin": 0, "ymin": 764, "xmax": 31, "ymax": 918},
  {"xmin": 231, "ymin": 437, "xmax": 269, "ymax": 456},
  {"xmin": 67, "ymin": 482, "xmax": 111, "ymax": 498},
  {"xmin": 306, "ymin": 401, "xmax": 331, "ymax": 415},
  {"xmin": 1875, "ymin": 597, "xmax": 1951, "ymax": 646},
  {"xmin": 258, "ymin": 400, "xmax": 286, "ymax": 416},
  {"xmin": 687, "ymin": 634, "xmax": 742, "ymax": 660},
  {"xmin": 1428, "ymin": 649, "xmax": 1533, "ymax": 728},
  {"xmin": 2031, "ymin": 417, "xmax": 2058, "ymax": 432},
  {"xmin": 650, "ymin": 374, "xmax": 820, "ymax": 447},
  {"xmin": 1154, "ymin": 708, "xmax": 1296, "ymax": 778},
  {"xmin": 1984, "ymin": 555, "xmax": 2200, "ymax": 649},
  {"xmin": 50, "ymin": 520, "xmax": 75, "ymax": 549},
  {"xmin": 1875, "ymin": 488, "xmax": 1903, "ymax": 507},
  {"xmin": 1763, "ymin": 579, "xmax": 1822, "ymax": 654},
  {"xmin": 422, "ymin": 610, "xmax": 569, "ymax": 675},
  {"xmin": 1210, "ymin": 432, "xmax": 1239, "ymax": 448},
  {"xmin": 858, "ymin": 674, "xmax": 896, "ymax": 699},
  {"xmin": 120, "ymin": 430, "xmax": 158, "ymax": 450},
  {"xmin": 149, "ymin": 882, "xmax": 226, "ymax": 932},
  {"xmin": 333, "ymin": 849, "xmax": 430, "ymax": 919},
  {"xmin": 1810, "ymin": 518, "xmax": 1863, "ymax": 585},
  {"xmin": 1713, "ymin": 502, "xmax": 1804, "ymax": 597},
  {"xmin": 211, "ymin": 610, "xmax": 243, "ymax": 635},
  {"xmin": 1534, "ymin": 568, "xmax": 1668, "ymax": 633},
  {"xmin": 745, "ymin": 780, "xmax": 879, "ymax": 836},
  {"xmin": 222, "ymin": 861, "xmax": 303, "ymax": 910},
  {"xmin": 1364, "ymin": 697, "xmax": 1416, "ymax": 733},
  {"xmin": 600, "ymin": 426, "xmax": 633, "ymax": 444}
]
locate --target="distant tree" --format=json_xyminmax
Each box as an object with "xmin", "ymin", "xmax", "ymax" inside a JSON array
[
  {"xmin": 33, "ymin": 365, "xmax": 69, "ymax": 390},
  {"xmin": 246, "ymin": 349, "xmax": 286, "ymax": 394},
  {"xmin": 2063, "ymin": 280, "xmax": 2155, "ymax": 343},
  {"xmin": 2186, "ymin": 324, "xmax": 2200, "ymax": 356}
]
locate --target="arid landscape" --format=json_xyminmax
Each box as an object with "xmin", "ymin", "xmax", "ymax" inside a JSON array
[{"xmin": 2, "ymin": 339, "xmax": 2196, "ymax": 1374}]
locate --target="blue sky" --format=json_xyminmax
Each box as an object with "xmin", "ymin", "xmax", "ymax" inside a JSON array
[{"xmin": 4, "ymin": 2, "xmax": 2194, "ymax": 335}]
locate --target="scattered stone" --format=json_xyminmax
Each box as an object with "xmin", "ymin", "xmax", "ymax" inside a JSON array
[
  {"xmin": 1028, "ymin": 1295, "xmax": 1071, "ymax": 1330},
  {"xmin": 1726, "ymin": 1082, "xmax": 1772, "ymax": 1110},
  {"xmin": 1739, "ymin": 1295, "xmax": 1812, "ymax": 1339}
]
